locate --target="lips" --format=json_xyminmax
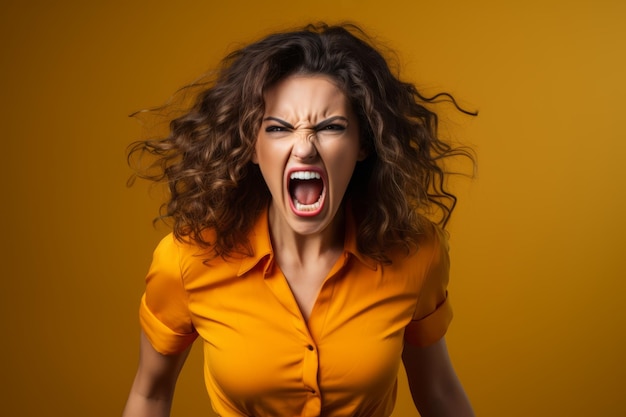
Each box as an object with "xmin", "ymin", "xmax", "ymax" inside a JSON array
[{"xmin": 287, "ymin": 168, "xmax": 326, "ymax": 217}]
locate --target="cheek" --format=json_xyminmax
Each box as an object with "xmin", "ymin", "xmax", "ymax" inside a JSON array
[
  {"xmin": 254, "ymin": 139, "xmax": 287, "ymax": 187},
  {"xmin": 327, "ymin": 152, "xmax": 360, "ymax": 190},
  {"xmin": 252, "ymin": 137, "xmax": 261, "ymax": 164},
  {"xmin": 253, "ymin": 137, "xmax": 275, "ymax": 165}
]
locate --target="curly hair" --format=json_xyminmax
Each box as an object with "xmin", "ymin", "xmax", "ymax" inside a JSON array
[{"xmin": 128, "ymin": 22, "xmax": 476, "ymax": 262}]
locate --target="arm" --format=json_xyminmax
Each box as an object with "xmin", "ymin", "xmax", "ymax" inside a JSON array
[
  {"xmin": 402, "ymin": 337, "xmax": 475, "ymax": 417},
  {"xmin": 122, "ymin": 331, "xmax": 192, "ymax": 417}
]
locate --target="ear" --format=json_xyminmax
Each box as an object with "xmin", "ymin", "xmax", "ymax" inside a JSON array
[{"xmin": 251, "ymin": 150, "xmax": 259, "ymax": 164}]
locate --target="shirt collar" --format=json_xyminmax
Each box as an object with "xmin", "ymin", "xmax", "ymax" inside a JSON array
[
  {"xmin": 237, "ymin": 206, "xmax": 274, "ymax": 277},
  {"xmin": 343, "ymin": 203, "xmax": 379, "ymax": 271},
  {"xmin": 236, "ymin": 203, "xmax": 378, "ymax": 277}
]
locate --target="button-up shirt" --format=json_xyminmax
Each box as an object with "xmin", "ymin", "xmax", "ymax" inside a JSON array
[{"xmin": 139, "ymin": 207, "xmax": 452, "ymax": 416}]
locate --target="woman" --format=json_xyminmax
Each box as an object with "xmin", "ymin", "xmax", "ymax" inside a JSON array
[{"xmin": 123, "ymin": 23, "xmax": 475, "ymax": 417}]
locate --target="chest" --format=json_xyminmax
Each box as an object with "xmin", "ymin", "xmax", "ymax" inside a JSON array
[
  {"xmin": 278, "ymin": 253, "xmax": 340, "ymax": 322},
  {"xmin": 185, "ymin": 257, "xmax": 420, "ymax": 405}
]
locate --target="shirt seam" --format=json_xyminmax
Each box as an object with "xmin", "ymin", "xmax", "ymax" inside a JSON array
[
  {"xmin": 176, "ymin": 239, "xmax": 197, "ymax": 333},
  {"xmin": 410, "ymin": 230, "xmax": 440, "ymax": 322}
]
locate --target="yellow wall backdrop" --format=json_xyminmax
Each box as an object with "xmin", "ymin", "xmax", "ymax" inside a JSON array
[{"xmin": 1, "ymin": 0, "xmax": 624, "ymax": 416}]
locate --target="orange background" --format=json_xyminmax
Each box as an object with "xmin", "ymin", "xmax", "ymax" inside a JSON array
[{"xmin": 1, "ymin": 1, "xmax": 625, "ymax": 416}]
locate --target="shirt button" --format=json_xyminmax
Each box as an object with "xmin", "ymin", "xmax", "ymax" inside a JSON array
[{"xmin": 307, "ymin": 344, "xmax": 314, "ymax": 351}]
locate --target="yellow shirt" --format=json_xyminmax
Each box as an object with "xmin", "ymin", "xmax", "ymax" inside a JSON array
[{"xmin": 139, "ymin": 207, "xmax": 452, "ymax": 416}]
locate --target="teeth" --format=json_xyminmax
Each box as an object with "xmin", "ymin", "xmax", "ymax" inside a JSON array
[
  {"xmin": 293, "ymin": 199, "xmax": 321, "ymax": 211},
  {"xmin": 289, "ymin": 171, "xmax": 323, "ymax": 212},
  {"xmin": 290, "ymin": 171, "xmax": 321, "ymax": 180}
]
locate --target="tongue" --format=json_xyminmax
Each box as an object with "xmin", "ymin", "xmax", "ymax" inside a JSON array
[{"xmin": 293, "ymin": 180, "xmax": 323, "ymax": 205}]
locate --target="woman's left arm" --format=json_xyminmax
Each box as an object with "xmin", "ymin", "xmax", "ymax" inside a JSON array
[{"xmin": 402, "ymin": 337, "xmax": 475, "ymax": 417}]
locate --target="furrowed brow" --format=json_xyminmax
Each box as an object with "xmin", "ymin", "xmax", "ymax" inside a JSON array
[
  {"xmin": 263, "ymin": 117, "xmax": 294, "ymax": 129},
  {"xmin": 313, "ymin": 116, "xmax": 349, "ymax": 130}
]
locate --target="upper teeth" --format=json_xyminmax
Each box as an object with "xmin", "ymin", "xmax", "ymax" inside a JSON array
[{"xmin": 290, "ymin": 171, "xmax": 321, "ymax": 180}]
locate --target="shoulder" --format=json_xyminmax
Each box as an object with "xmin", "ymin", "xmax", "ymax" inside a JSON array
[
  {"xmin": 149, "ymin": 231, "xmax": 233, "ymax": 282},
  {"xmin": 385, "ymin": 220, "xmax": 449, "ymax": 270},
  {"xmin": 416, "ymin": 221, "xmax": 450, "ymax": 269},
  {"xmin": 150, "ymin": 232, "xmax": 208, "ymax": 267},
  {"xmin": 150, "ymin": 208, "xmax": 269, "ymax": 284}
]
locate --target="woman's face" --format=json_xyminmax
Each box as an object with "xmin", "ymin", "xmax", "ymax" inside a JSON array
[{"xmin": 253, "ymin": 74, "xmax": 366, "ymax": 238}]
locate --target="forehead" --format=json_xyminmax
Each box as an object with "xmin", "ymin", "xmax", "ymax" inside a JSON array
[{"xmin": 263, "ymin": 75, "xmax": 351, "ymax": 116}]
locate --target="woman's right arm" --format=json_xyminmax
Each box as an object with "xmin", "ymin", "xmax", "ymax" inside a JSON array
[{"xmin": 122, "ymin": 331, "xmax": 192, "ymax": 417}]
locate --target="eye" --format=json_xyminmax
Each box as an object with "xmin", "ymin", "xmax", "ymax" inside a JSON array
[
  {"xmin": 318, "ymin": 124, "xmax": 346, "ymax": 132},
  {"xmin": 265, "ymin": 125, "xmax": 288, "ymax": 133}
]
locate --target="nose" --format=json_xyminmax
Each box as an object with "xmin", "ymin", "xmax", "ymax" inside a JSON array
[{"xmin": 291, "ymin": 132, "xmax": 317, "ymax": 161}]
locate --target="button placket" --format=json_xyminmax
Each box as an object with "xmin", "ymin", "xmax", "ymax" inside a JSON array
[
  {"xmin": 301, "ymin": 340, "xmax": 321, "ymax": 416},
  {"xmin": 299, "ymin": 254, "xmax": 348, "ymax": 415},
  {"xmin": 302, "ymin": 339, "xmax": 319, "ymax": 394}
]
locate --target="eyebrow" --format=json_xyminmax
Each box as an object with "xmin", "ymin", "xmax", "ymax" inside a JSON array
[
  {"xmin": 263, "ymin": 117, "xmax": 294, "ymax": 129},
  {"xmin": 263, "ymin": 116, "xmax": 349, "ymax": 130}
]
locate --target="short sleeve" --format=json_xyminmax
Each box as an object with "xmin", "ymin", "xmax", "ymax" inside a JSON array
[
  {"xmin": 139, "ymin": 234, "xmax": 198, "ymax": 355},
  {"xmin": 404, "ymin": 226, "xmax": 453, "ymax": 347}
]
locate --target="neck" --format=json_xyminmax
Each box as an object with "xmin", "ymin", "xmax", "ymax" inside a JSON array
[{"xmin": 267, "ymin": 206, "xmax": 345, "ymax": 267}]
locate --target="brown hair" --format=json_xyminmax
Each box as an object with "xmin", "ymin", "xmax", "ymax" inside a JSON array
[{"xmin": 128, "ymin": 23, "xmax": 476, "ymax": 262}]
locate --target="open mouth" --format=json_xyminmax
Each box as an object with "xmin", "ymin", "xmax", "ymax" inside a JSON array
[{"xmin": 288, "ymin": 170, "xmax": 325, "ymax": 216}]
